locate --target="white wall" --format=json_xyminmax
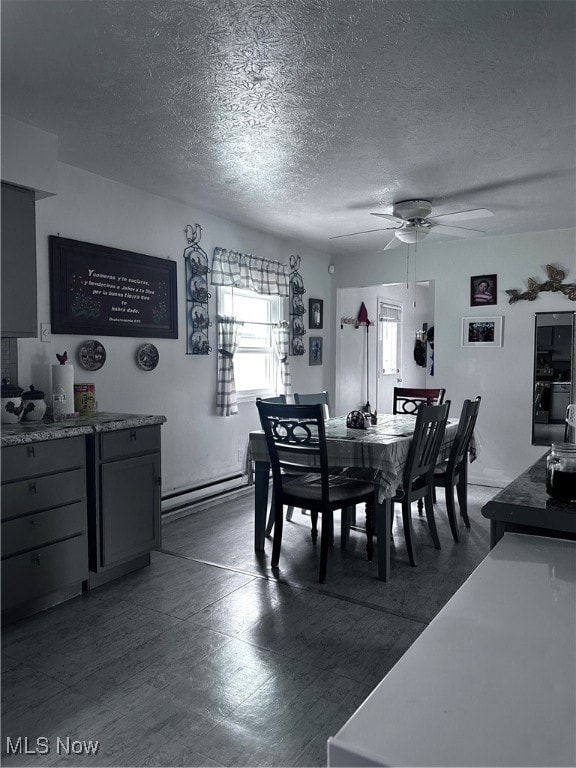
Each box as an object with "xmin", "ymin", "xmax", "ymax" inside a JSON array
[
  {"xmin": 1, "ymin": 116, "xmax": 58, "ymax": 198},
  {"xmin": 329, "ymin": 230, "xmax": 576, "ymax": 486},
  {"xmin": 335, "ymin": 282, "xmax": 432, "ymax": 415},
  {"xmin": 15, "ymin": 162, "xmax": 332, "ymax": 496}
]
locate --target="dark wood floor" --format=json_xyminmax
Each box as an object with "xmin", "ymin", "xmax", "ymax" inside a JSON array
[{"xmin": 2, "ymin": 484, "xmax": 497, "ymax": 767}]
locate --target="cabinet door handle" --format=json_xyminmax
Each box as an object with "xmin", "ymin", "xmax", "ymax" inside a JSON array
[
  {"xmin": 130, "ymin": 430, "xmax": 137, "ymax": 441},
  {"xmin": 155, "ymin": 475, "xmax": 162, "ymax": 487},
  {"xmin": 26, "ymin": 446, "xmax": 36, "ymax": 458},
  {"xmin": 28, "ymin": 481, "xmax": 37, "ymax": 494},
  {"xmin": 31, "ymin": 552, "xmax": 40, "ymax": 566}
]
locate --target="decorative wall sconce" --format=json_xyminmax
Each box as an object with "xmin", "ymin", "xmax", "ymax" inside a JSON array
[
  {"xmin": 183, "ymin": 223, "xmax": 212, "ymax": 354},
  {"xmin": 289, "ymin": 254, "xmax": 306, "ymax": 355},
  {"xmin": 506, "ymin": 264, "xmax": 576, "ymax": 304}
]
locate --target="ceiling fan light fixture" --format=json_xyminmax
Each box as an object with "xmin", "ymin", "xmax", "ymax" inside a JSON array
[{"xmin": 395, "ymin": 228, "xmax": 430, "ymax": 244}]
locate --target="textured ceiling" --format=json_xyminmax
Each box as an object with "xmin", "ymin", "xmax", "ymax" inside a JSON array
[{"xmin": 2, "ymin": 0, "xmax": 575, "ymax": 256}]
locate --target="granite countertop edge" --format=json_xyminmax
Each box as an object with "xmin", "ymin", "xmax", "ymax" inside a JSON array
[{"xmin": 1, "ymin": 413, "xmax": 167, "ymax": 447}]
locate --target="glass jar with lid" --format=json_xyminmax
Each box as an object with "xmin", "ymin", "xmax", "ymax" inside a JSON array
[{"xmin": 546, "ymin": 444, "xmax": 576, "ymax": 502}]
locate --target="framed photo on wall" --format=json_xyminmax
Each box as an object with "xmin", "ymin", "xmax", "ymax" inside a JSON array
[
  {"xmin": 470, "ymin": 274, "xmax": 497, "ymax": 306},
  {"xmin": 309, "ymin": 298, "xmax": 323, "ymax": 329},
  {"xmin": 462, "ymin": 316, "xmax": 503, "ymax": 347},
  {"xmin": 309, "ymin": 336, "xmax": 323, "ymax": 365}
]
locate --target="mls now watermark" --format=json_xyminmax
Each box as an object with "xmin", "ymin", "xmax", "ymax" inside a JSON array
[{"xmin": 6, "ymin": 736, "xmax": 100, "ymax": 756}]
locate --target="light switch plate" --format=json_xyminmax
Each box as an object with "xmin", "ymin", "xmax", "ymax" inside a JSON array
[{"xmin": 40, "ymin": 323, "xmax": 51, "ymax": 343}]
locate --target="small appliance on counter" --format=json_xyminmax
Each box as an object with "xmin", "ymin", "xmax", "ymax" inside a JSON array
[{"xmin": 1, "ymin": 379, "xmax": 24, "ymax": 423}]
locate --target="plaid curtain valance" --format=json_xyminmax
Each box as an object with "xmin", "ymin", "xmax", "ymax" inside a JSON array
[{"xmin": 211, "ymin": 247, "xmax": 290, "ymax": 297}]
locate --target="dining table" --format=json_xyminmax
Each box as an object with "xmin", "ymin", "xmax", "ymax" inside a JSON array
[{"xmin": 246, "ymin": 412, "xmax": 462, "ymax": 581}]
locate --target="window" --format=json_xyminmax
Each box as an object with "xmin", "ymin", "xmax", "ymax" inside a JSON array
[
  {"xmin": 379, "ymin": 301, "xmax": 402, "ymax": 375},
  {"xmin": 219, "ymin": 286, "xmax": 282, "ymax": 399}
]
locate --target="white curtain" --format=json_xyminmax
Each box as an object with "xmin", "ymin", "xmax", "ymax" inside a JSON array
[
  {"xmin": 272, "ymin": 324, "xmax": 291, "ymax": 397},
  {"xmin": 216, "ymin": 316, "xmax": 241, "ymax": 416}
]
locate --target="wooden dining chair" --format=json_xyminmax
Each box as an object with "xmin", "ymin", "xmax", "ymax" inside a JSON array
[
  {"xmin": 294, "ymin": 391, "xmax": 331, "ymax": 419},
  {"xmin": 433, "ymin": 397, "xmax": 481, "ymax": 541},
  {"xmin": 288, "ymin": 391, "xmax": 332, "ymax": 523},
  {"xmin": 376, "ymin": 400, "xmax": 451, "ymax": 567},
  {"xmin": 256, "ymin": 396, "xmax": 296, "ymax": 533},
  {"xmin": 256, "ymin": 400, "xmax": 376, "ymax": 583},
  {"xmin": 393, "ymin": 387, "xmax": 446, "ymax": 415}
]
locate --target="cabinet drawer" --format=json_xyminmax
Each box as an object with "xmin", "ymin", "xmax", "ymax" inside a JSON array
[
  {"xmin": 100, "ymin": 426, "xmax": 160, "ymax": 461},
  {"xmin": 1, "ymin": 468, "xmax": 86, "ymax": 521},
  {"xmin": 2, "ymin": 437, "xmax": 86, "ymax": 482},
  {"xmin": 1, "ymin": 535, "xmax": 87, "ymax": 611},
  {"xmin": 2, "ymin": 501, "xmax": 86, "ymax": 558}
]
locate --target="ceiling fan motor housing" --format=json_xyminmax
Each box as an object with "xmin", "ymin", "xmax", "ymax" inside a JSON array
[{"xmin": 393, "ymin": 199, "xmax": 433, "ymax": 220}]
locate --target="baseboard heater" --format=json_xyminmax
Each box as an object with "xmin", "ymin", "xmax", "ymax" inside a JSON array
[{"xmin": 161, "ymin": 472, "xmax": 250, "ymax": 518}]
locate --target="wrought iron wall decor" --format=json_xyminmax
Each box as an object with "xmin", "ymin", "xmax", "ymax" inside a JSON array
[
  {"xmin": 506, "ymin": 264, "xmax": 576, "ymax": 304},
  {"xmin": 289, "ymin": 254, "xmax": 306, "ymax": 355},
  {"xmin": 183, "ymin": 223, "xmax": 212, "ymax": 354}
]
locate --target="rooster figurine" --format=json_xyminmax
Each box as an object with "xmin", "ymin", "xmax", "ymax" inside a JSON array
[{"xmin": 56, "ymin": 351, "xmax": 68, "ymax": 365}]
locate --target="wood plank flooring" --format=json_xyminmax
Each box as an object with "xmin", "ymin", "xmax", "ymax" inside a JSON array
[{"xmin": 2, "ymin": 485, "xmax": 497, "ymax": 767}]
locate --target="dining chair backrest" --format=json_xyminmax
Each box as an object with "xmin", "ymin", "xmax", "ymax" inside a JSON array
[
  {"xmin": 446, "ymin": 396, "xmax": 481, "ymax": 479},
  {"xmin": 256, "ymin": 401, "xmax": 330, "ymax": 497},
  {"xmin": 293, "ymin": 391, "xmax": 331, "ymax": 419},
  {"xmin": 256, "ymin": 395, "xmax": 287, "ymax": 405},
  {"xmin": 402, "ymin": 401, "xmax": 451, "ymax": 490},
  {"xmin": 393, "ymin": 387, "xmax": 446, "ymax": 415}
]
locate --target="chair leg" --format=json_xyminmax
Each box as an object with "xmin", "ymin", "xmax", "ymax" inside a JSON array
[
  {"xmin": 311, "ymin": 511, "xmax": 319, "ymax": 545},
  {"xmin": 271, "ymin": 498, "xmax": 284, "ymax": 568},
  {"xmin": 401, "ymin": 499, "xmax": 417, "ymax": 567},
  {"xmin": 365, "ymin": 498, "xmax": 374, "ymax": 562},
  {"xmin": 319, "ymin": 510, "xmax": 333, "ymax": 583},
  {"xmin": 417, "ymin": 498, "xmax": 424, "ymax": 516},
  {"xmin": 456, "ymin": 475, "xmax": 471, "ymax": 528},
  {"xmin": 286, "ymin": 506, "xmax": 294, "ymax": 521},
  {"xmin": 444, "ymin": 483, "xmax": 460, "ymax": 542},
  {"xmin": 340, "ymin": 506, "xmax": 351, "ymax": 550},
  {"xmin": 265, "ymin": 493, "xmax": 276, "ymax": 535},
  {"xmin": 424, "ymin": 492, "xmax": 441, "ymax": 549}
]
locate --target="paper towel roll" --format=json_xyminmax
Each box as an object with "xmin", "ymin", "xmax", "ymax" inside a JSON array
[{"xmin": 52, "ymin": 364, "xmax": 75, "ymax": 415}]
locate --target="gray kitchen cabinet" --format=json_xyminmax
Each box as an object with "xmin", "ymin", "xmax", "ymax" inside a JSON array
[
  {"xmin": 1, "ymin": 182, "xmax": 37, "ymax": 338},
  {"xmin": 1, "ymin": 437, "xmax": 88, "ymax": 619},
  {"xmin": 88, "ymin": 425, "xmax": 161, "ymax": 587}
]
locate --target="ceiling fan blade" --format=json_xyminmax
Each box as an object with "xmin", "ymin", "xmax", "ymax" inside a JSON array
[
  {"xmin": 429, "ymin": 208, "xmax": 493, "ymax": 224},
  {"xmin": 431, "ymin": 224, "xmax": 485, "ymax": 238},
  {"xmin": 370, "ymin": 212, "xmax": 405, "ymax": 224},
  {"xmin": 383, "ymin": 237, "xmax": 401, "ymax": 250},
  {"xmin": 329, "ymin": 227, "xmax": 398, "ymax": 240}
]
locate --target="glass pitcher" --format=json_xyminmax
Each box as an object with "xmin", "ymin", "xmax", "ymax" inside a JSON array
[{"xmin": 546, "ymin": 443, "xmax": 576, "ymax": 502}]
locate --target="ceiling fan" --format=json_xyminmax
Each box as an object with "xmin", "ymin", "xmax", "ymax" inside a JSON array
[{"xmin": 330, "ymin": 199, "xmax": 493, "ymax": 250}]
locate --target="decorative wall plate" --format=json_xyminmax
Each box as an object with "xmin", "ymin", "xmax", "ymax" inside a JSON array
[
  {"xmin": 136, "ymin": 343, "xmax": 159, "ymax": 371},
  {"xmin": 77, "ymin": 339, "xmax": 106, "ymax": 371}
]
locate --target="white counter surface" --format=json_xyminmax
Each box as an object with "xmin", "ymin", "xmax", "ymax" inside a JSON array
[{"xmin": 328, "ymin": 533, "xmax": 576, "ymax": 767}]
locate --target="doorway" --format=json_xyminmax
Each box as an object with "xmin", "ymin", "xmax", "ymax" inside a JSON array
[{"xmin": 335, "ymin": 282, "xmax": 433, "ymax": 416}]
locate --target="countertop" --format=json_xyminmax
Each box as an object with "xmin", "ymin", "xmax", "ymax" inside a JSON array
[
  {"xmin": 481, "ymin": 453, "xmax": 576, "ymax": 531},
  {"xmin": 328, "ymin": 534, "xmax": 576, "ymax": 767},
  {"xmin": 1, "ymin": 412, "xmax": 167, "ymax": 447}
]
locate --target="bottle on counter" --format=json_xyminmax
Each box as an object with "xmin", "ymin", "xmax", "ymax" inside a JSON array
[{"xmin": 52, "ymin": 385, "xmax": 67, "ymax": 422}]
